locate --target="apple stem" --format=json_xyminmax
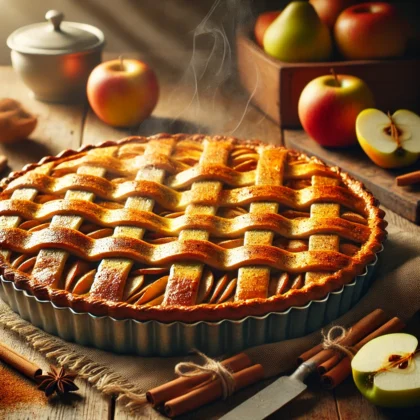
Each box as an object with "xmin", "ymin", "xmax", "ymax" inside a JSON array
[
  {"xmin": 119, "ymin": 55, "xmax": 124, "ymax": 71},
  {"xmin": 387, "ymin": 111, "xmax": 402, "ymax": 149},
  {"xmin": 330, "ymin": 68, "xmax": 339, "ymax": 87}
]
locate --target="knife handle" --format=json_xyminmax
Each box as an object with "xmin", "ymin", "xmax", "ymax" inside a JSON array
[{"xmin": 289, "ymin": 361, "xmax": 317, "ymax": 383}]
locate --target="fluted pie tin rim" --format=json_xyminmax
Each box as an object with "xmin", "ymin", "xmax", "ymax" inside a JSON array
[{"xmin": 0, "ymin": 247, "xmax": 381, "ymax": 356}]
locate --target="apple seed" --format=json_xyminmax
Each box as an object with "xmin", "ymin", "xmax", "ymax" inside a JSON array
[
  {"xmin": 388, "ymin": 354, "xmax": 402, "ymax": 362},
  {"xmin": 398, "ymin": 360, "xmax": 409, "ymax": 370}
]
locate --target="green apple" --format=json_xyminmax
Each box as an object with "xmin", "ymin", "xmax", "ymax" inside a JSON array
[
  {"xmin": 356, "ymin": 109, "xmax": 420, "ymax": 168},
  {"xmin": 352, "ymin": 333, "xmax": 420, "ymax": 408},
  {"xmin": 263, "ymin": 1, "xmax": 332, "ymax": 62}
]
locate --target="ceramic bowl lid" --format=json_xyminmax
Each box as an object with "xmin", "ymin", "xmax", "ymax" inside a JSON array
[{"xmin": 7, "ymin": 10, "xmax": 105, "ymax": 55}]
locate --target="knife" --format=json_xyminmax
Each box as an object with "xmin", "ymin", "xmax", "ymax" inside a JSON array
[{"xmin": 219, "ymin": 361, "xmax": 317, "ymax": 420}]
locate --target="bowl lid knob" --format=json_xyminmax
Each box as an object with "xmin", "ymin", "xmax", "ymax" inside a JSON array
[{"xmin": 45, "ymin": 10, "xmax": 64, "ymax": 32}]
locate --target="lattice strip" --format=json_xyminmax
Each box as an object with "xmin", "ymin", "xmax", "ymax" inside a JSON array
[
  {"xmin": 0, "ymin": 163, "xmax": 54, "ymax": 261},
  {"xmin": 0, "ymin": 201, "xmax": 370, "ymax": 242},
  {"xmin": 2, "ymin": 176, "xmax": 367, "ymax": 214},
  {"xmin": 53, "ymin": 150, "xmax": 188, "ymax": 177},
  {"xmin": 0, "ymin": 229, "xmax": 352, "ymax": 270},
  {"xmin": 235, "ymin": 148, "xmax": 287, "ymax": 300},
  {"xmin": 306, "ymin": 175, "xmax": 340, "ymax": 283},
  {"xmin": 31, "ymin": 147, "xmax": 119, "ymax": 287},
  {"xmin": 31, "ymin": 167, "xmax": 108, "ymax": 287},
  {"xmin": 47, "ymin": 153, "xmax": 336, "ymax": 182},
  {"xmin": 89, "ymin": 139, "xmax": 176, "ymax": 301},
  {"xmin": 163, "ymin": 139, "xmax": 232, "ymax": 306}
]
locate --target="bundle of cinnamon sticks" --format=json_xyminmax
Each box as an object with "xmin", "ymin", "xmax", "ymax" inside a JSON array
[
  {"xmin": 146, "ymin": 309, "xmax": 405, "ymax": 417},
  {"xmin": 297, "ymin": 309, "xmax": 405, "ymax": 389},
  {"xmin": 146, "ymin": 353, "xmax": 264, "ymax": 418}
]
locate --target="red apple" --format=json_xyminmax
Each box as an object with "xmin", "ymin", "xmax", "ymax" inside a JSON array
[
  {"xmin": 254, "ymin": 11, "xmax": 281, "ymax": 48},
  {"xmin": 87, "ymin": 58, "xmax": 159, "ymax": 127},
  {"xmin": 298, "ymin": 72, "xmax": 375, "ymax": 147},
  {"xmin": 309, "ymin": 0, "xmax": 357, "ymax": 29},
  {"xmin": 334, "ymin": 2, "xmax": 408, "ymax": 60}
]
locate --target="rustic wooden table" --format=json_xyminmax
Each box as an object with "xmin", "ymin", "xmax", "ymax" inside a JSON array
[{"xmin": 0, "ymin": 56, "xmax": 419, "ymax": 419}]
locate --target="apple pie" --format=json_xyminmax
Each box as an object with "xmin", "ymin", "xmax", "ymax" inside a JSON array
[{"xmin": 0, "ymin": 134, "xmax": 386, "ymax": 322}]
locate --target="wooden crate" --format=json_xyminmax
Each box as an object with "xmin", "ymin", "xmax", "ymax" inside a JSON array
[{"xmin": 236, "ymin": 28, "xmax": 420, "ymax": 128}]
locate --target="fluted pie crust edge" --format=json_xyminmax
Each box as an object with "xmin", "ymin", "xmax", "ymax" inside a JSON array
[{"xmin": 0, "ymin": 134, "xmax": 387, "ymax": 323}]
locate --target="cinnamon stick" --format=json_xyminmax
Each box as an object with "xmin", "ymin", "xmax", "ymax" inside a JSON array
[
  {"xmin": 147, "ymin": 352, "xmax": 252, "ymax": 406},
  {"xmin": 297, "ymin": 342, "xmax": 324, "ymax": 364},
  {"xmin": 321, "ymin": 358, "xmax": 352, "ymax": 390},
  {"xmin": 396, "ymin": 171, "xmax": 420, "ymax": 186},
  {"xmin": 0, "ymin": 342, "xmax": 42, "ymax": 381},
  {"xmin": 298, "ymin": 309, "xmax": 387, "ymax": 365},
  {"xmin": 164, "ymin": 364, "xmax": 264, "ymax": 418},
  {"xmin": 321, "ymin": 317, "xmax": 405, "ymax": 389},
  {"xmin": 319, "ymin": 317, "xmax": 406, "ymax": 375}
]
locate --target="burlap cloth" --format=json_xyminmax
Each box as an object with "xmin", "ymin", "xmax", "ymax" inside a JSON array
[{"xmin": 1, "ymin": 224, "xmax": 419, "ymax": 416}]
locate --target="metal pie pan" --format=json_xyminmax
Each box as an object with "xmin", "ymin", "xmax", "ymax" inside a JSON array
[{"xmin": 0, "ymin": 249, "xmax": 381, "ymax": 356}]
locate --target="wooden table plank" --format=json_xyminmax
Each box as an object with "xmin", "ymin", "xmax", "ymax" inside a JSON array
[
  {"xmin": 0, "ymin": 326, "xmax": 111, "ymax": 420},
  {"xmin": 0, "ymin": 65, "xmax": 84, "ymax": 172},
  {"xmin": 82, "ymin": 53, "xmax": 282, "ymax": 146},
  {"xmin": 334, "ymin": 378, "xmax": 387, "ymax": 420},
  {"xmin": 277, "ymin": 376, "xmax": 338, "ymax": 420},
  {"xmin": 82, "ymin": 85, "xmax": 281, "ymax": 146}
]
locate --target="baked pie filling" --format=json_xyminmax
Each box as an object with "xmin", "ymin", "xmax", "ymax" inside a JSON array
[{"xmin": 0, "ymin": 134, "xmax": 386, "ymax": 322}]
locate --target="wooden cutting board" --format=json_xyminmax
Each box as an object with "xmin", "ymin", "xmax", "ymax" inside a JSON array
[{"xmin": 284, "ymin": 130, "xmax": 420, "ymax": 224}]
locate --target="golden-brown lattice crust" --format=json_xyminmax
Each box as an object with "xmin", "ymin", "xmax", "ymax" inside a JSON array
[{"xmin": 0, "ymin": 134, "xmax": 386, "ymax": 322}]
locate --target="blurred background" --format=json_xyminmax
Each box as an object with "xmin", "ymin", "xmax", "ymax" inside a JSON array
[
  {"xmin": 0, "ymin": 0, "xmax": 250, "ymax": 68},
  {"xmin": 1, "ymin": 0, "xmax": 418, "ymax": 73}
]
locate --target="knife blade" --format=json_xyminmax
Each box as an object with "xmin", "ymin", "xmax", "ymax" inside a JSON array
[{"xmin": 219, "ymin": 361, "xmax": 317, "ymax": 420}]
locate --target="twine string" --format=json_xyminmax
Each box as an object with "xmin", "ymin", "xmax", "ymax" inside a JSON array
[
  {"xmin": 322, "ymin": 326, "xmax": 356, "ymax": 360},
  {"xmin": 174, "ymin": 349, "xmax": 235, "ymax": 399}
]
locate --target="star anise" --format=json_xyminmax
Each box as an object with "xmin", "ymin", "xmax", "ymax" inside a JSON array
[{"xmin": 36, "ymin": 365, "xmax": 79, "ymax": 397}]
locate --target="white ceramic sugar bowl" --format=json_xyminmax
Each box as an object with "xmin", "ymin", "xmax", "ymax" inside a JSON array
[{"xmin": 7, "ymin": 10, "xmax": 105, "ymax": 103}]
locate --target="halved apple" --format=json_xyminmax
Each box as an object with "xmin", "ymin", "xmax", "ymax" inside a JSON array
[
  {"xmin": 356, "ymin": 109, "xmax": 420, "ymax": 168},
  {"xmin": 352, "ymin": 333, "xmax": 420, "ymax": 408}
]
